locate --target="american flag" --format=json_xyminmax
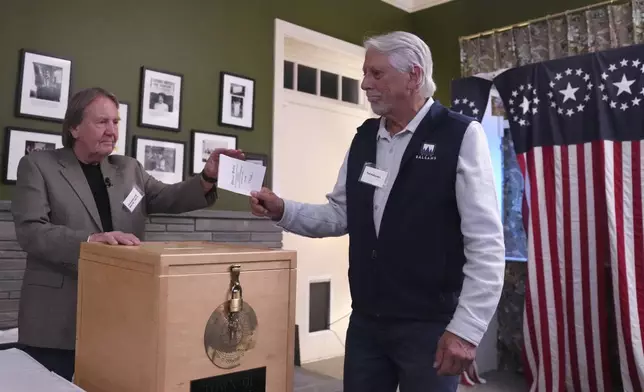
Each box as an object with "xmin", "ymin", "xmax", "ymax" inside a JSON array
[
  {"xmin": 450, "ymin": 76, "xmax": 493, "ymax": 122},
  {"xmin": 494, "ymin": 43, "xmax": 644, "ymax": 392}
]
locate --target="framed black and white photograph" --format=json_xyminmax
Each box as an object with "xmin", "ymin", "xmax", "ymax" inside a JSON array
[
  {"xmin": 190, "ymin": 130, "xmax": 237, "ymax": 175},
  {"xmin": 132, "ymin": 136, "xmax": 185, "ymax": 184},
  {"xmin": 218, "ymin": 72, "xmax": 255, "ymax": 130},
  {"xmin": 15, "ymin": 49, "xmax": 72, "ymax": 122},
  {"xmin": 138, "ymin": 67, "xmax": 183, "ymax": 131},
  {"xmin": 244, "ymin": 152, "xmax": 269, "ymax": 187},
  {"xmin": 3, "ymin": 127, "xmax": 62, "ymax": 184},
  {"xmin": 111, "ymin": 101, "xmax": 130, "ymax": 156}
]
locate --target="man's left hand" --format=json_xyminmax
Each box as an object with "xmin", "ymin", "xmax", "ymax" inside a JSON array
[
  {"xmin": 433, "ymin": 330, "xmax": 477, "ymax": 376},
  {"xmin": 203, "ymin": 149, "xmax": 245, "ymax": 179}
]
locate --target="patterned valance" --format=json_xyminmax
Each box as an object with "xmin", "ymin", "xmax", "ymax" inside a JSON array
[{"xmin": 459, "ymin": 0, "xmax": 644, "ymax": 76}]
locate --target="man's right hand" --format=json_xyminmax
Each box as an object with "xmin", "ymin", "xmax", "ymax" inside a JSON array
[
  {"xmin": 250, "ymin": 187, "xmax": 285, "ymax": 220},
  {"xmin": 88, "ymin": 231, "xmax": 141, "ymax": 246}
]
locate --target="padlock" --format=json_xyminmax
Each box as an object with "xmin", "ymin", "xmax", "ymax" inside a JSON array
[{"xmin": 228, "ymin": 265, "xmax": 243, "ymax": 313}]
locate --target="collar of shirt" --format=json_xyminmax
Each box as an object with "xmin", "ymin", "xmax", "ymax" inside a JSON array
[{"xmin": 376, "ymin": 97, "xmax": 435, "ymax": 141}]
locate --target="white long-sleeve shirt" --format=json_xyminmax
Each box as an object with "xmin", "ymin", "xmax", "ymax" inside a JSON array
[{"xmin": 277, "ymin": 98, "xmax": 505, "ymax": 346}]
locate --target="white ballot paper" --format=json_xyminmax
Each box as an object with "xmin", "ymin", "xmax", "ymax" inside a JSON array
[{"xmin": 217, "ymin": 154, "xmax": 266, "ymax": 196}]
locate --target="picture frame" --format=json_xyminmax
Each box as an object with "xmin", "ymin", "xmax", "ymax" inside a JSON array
[
  {"xmin": 132, "ymin": 136, "xmax": 185, "ymax": 184},
  {"xmin": 190, "ymin": 130, "xmax": 237, "ymax": 175},
  {"xmin": 218, "ymin": 72, "xmax": 255, "ymax": 130},
  {"xmin": 15, "ymin": 49, "xmax": 72, "ymax": 122},
  {"xmin": 111, "ymin": 101, "xmax": 130, "ymax": 156},
  {"xmin": 244, "ymin": 152, "xmax": 270, "ymax": 187},
  {"xmin": 3, "ymin": 127, "xmax": 63, "ymax": 184},
  {"xmin": 138, "ymin": 67, "xmax": 183, "ymax": 131}
]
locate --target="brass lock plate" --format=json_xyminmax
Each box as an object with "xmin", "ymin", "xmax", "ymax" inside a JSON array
[{"xmin": 203, "ymin": 265, "xmax": 259, "ymax": 369}]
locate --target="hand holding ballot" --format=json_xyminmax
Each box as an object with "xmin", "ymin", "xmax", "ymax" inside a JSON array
[
  {"xmin": 216, "ymin": 154, "xmax": 267, "ymax": 196},
  {"xmin": 249, "ymin": 188, "xmax": 285, "ymax": 220},
  {"xmin": 203, "ymin": 148, "xmax": 245, "ymax": 180}
]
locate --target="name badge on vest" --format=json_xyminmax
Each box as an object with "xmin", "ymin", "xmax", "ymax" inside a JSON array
[
  {"xmin": 359, "ymin": 162, "xmax": 388, "ymax": 188},
  {"xmin": 123, "ymin": 185, "xmax": 144, "ymax": 212}
]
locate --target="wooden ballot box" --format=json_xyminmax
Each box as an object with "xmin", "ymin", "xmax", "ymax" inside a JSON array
[{"xmin": 73, "ymin": 241, "xmax": 297, "ymax": 392}]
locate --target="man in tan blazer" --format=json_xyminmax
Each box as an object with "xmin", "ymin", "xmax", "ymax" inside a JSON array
[{"xmin": 11, "ymin": 87, "xmax": 244, "ymax": 381}]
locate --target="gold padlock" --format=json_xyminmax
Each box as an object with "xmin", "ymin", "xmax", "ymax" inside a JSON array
[{"xmin": 229, "ymin": 265, "xmax": 243, "ymax": 313}]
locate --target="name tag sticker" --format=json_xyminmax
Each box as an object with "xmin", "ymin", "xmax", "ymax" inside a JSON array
[
  {"xmin": 359, "ymin": 163, "xmax": 388, "ymax": 188},
  {"xmin": 123, "ymin": 186, "xmax": 144, "ymax": 212}
]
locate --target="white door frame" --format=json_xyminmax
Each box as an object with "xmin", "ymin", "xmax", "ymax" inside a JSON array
[{"xmin": 272, "ymin": 18, "xmax": 367, "ymax": 195}]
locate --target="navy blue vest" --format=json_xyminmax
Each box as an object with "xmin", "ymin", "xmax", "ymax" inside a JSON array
[{"xmin": 345, "ymin": 101, "xmax": 472, "ymax": 321}]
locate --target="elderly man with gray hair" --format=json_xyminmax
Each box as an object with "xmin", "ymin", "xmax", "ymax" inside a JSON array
[
  {"xmin": 250, "ymin": 31, "xmax": 504, "ymax": 392},
  {"xmin": 11, "ymin": 87, "xmax": 244, "ymax": 381}
]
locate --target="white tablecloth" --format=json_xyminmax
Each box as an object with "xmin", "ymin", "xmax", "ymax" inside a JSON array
[{"xmin": 0, "ymin": 348, "xmax": 85, "ymax": 391}]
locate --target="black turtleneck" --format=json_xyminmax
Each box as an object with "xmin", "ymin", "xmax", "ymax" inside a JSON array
[{"xmin": 78, "ymin": 161, "xmax": 113, "ymax": 232}]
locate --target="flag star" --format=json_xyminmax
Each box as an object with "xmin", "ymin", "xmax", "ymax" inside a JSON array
[
  {"xmin": 469, "ymin": 101, "xmax": 475, "ymax": 107},
  {"xmin": 640, "ymin": 87, "xmax": 644, "ymax": 96},
  {"xmin": 600, "ymin": 84, "xmax": 606, "ymax": 91},
  {"xmin": 602, "ymin": 94, "xmax": 609, "ymax": 101},
  {"xmin": 577, "ymin": 104, "xmax": 585, "ymax": 112},
  {"xmin": 551, "ymin": 101, "xmax": 557, "ymax": 108},
  {"xmin": 602, "ymin": 72, "xmax": 609, "ymax": 80},
  {"xmin": 532, "ymin": 107, "xmax": 538, "ymax": 114},
  {"xmin": 566, "ymin": 109, "xmax": 574, "ymax": 117},
  {"xmin": 559, "ymin": 82, "xmax": 579, "ymax": 102},
  {"xmin": 509, "ymin": 99, "xmax": 515, "ymax": 105},
  {"xmin": 512, "ymin": 90, "xmax": 518, "ymax": 97},
  {"xmin": 632, "ymin": 97, "xmax": 641, "ymax": 106},
  {"xmin": 621, "ymin": 103, "xmax": 629, "ymax": 111},
  {"xmin": 453, "ymin": 99, "xmax": 460, "ymax": 105},
  {"xmin": 549, "ymin": 81, "xmax": 556, "ymax": 88},
  {"xmin": 459, "ymin": 110, "xmax": 464, "ymax": 114},
  {"xmin": 620, "ymin": 59, "xmax": 629, "ymax": 67},
  {"xmin": 514, "ymin": 116, "xmax": 519, "ymax": 121},
  {"xmin": 510, "ymin": 108, "xmax": 515, "ymax": 114},
  {"xmin": 583, "ymin": 74, "xmax": 590, "ymax": 81},
  {"xmin": 519, "ymin": 119, "xmax": 526, "ymax": 126},
  {"xmin": 558, "ymin": 108, "xmax": 564, "ymax": 114},
  {"xmin": 613, "ymin": 74, "xmax": 635, "ymax": 96},
  {"xmin": 587, "ymin": 82, "xmax": 594, "ymax": 89},
  {"xmin": 527, "ymin": 83, "xmax": 532, "ymax": 89},
  {"xmin": 633, "ymin": 59, "xmax": 641, "ymax": 67},
  {"xmin": 610, "ymin": 101, "xmax": 617, "ymax": 108},
  {"xmin": 462, "ymin": 98, "xmax": 469, "ymax": 104},
  {"xmin": 520, "ymin": 96, "xmax": 531, "ymax": 114},
  {"xmin": 533, "ymin": 97, "xmax": 540, "ymax": 105},
  {"xmin": 584, "ymin": 94, "xmax": 590, "ymax": 102},
  {"xmin": 473, "ymin": 108, "xmax": 479, "ymax": 115},
  {"xmin": 565, "ymin": 68, "xmax": 573, "ymax": 75},
  {"xmin": 547, "ymin": 91, "xmax": 554, "ymax": 98},
  {"xmin": 641, "ymin": 64, "xmax": 644, "ymax": 73},
  {"xmin": 519, "ymin": 85, "xmax": 525, "ymax": 91},
  {"xmin": 576, "ymin": 69, "xmax": 583, "ymax": 76},
  {"xmin": 556, "ymin": 73, "xmax": 563, "ymax": 80},
  {"xmin": 609, "ymin": 64, "xmax": 617, "ymax": 72}
]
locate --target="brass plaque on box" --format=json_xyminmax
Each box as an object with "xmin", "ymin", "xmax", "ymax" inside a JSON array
[
  {"xmin": 190, "ymin": 366, "xmax": 266, "ymax": 392},
  {"xmin": 204, "ymin": 265, "xmax": 259, "ymax": 369}
]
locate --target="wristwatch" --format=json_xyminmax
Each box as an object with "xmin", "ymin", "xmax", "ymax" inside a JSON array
[{"xmin": 201, "ymin": 170, "xmax": 218, "ymax": 184}]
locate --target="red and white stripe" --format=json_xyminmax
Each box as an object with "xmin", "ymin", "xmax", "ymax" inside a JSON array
[
  {"xmin": 516, "ymin": 141, "xmax": 621, "ymax": 391},
  {"xmin": 606, "ymin": 140, "xmax": 644, "ymax": 392}
]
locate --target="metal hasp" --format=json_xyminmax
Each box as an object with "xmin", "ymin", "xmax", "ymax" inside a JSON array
[{"xmin": 229, "ymin": 264, "xmax": 243, "ymax": 313}]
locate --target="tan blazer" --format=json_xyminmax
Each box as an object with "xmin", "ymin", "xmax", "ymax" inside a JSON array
[{"xmin": 11, "ymin": 147, "xmax": 217, "ymax": 350}]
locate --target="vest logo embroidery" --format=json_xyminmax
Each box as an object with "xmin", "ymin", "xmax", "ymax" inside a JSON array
[{"xmin": 416, "ymin": 143, "xmax": 436, "ymax": 160}]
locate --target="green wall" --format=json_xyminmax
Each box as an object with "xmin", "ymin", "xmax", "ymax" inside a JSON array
[
  {"xmin": 411, "ymin": 0, "xmax": 606, "ymax": 104},
  {"xmin": 0, "ymin": 0, "xmax": 410, "ymax": 210}
]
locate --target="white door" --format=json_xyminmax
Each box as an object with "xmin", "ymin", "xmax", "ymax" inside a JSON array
[{"xmin": 273, "ymin": 20, "xmax": 372, "ymax": 363}]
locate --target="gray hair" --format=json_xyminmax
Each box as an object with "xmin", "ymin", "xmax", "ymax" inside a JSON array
[
  {"xmin": 62, "ymin": 87, "xmax": 119, "ymax": 148},
  {"xmin": 363, "ymin": 31, "xmax": 436, "ymax": 98}
]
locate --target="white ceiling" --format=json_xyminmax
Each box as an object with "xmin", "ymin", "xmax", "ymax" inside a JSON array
[{"xmin": 381, "ymin": 0, "xmax": 455, "ymax": 13}]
